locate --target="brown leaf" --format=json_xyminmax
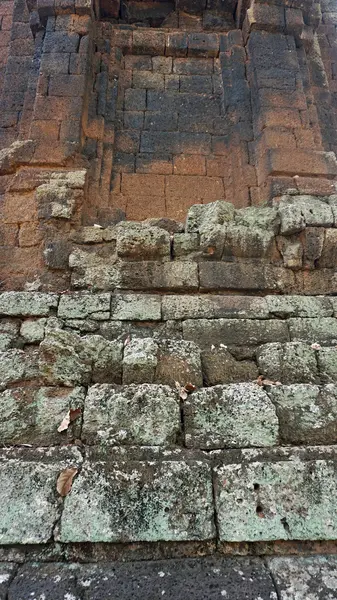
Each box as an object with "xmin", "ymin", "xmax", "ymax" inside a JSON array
[
  {"xmin": 262, "ymin": 379, "xmax": 282, "ymax": 387},
  {"xmin": 184, "ymin": 382, "xmax": 197, "ymax": 393},
  {"xmin": 175, "ymin": 381, "xmax": 188, "ymax": 400},
  {"xmin": 56, "ymin": 467, "xmax": 78, "ymax": 497},
  {"xmin": 256, "ymin": 375, "xmax": 264, "ymax": 386},
  {"xmin": 58, "ymin": 408, "xmax": 82, "ymax": 433},
  {"xmin": 69, "ymin": 408, "xmax": 82, "ymax": 422}
]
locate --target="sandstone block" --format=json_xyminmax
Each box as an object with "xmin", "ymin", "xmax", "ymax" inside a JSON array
[
  {"xmin": 0, "ymin": 349, "xmax": 39, "ymax": 388},
  {"xmin": 202, "ymin": 347, "xmax": 258, "ymax": 386},
  {"xmin": 0, "ymin": 292, "xmax": 58, "ymax": 316},
  {"xmin": 257, "ymin": 342, "xmax": 318, "ymax": 384},
  {"xmin": 82, "ymin": 383, "xmax": 180, "ymax": 445},
  {"xmin": 223, "ymin": 225, "xmax": 275, "ymax": 259},
  {"xmin": 288, "ymin": 317, "xmax": 337, "ymax": 345},
  {"xmin": 116, "ymin": 224, "xmax": 170, "ymax": 260},
  {"xmin": 183, "ymin": 318, "xmax": 289, "ymax": 348},
  {"xmin": 186, "ymin": 200, "xmax": 235, "ymax": 232},
  {"xmin": 155, "ymin": 339, "xmax": 203, "ymax": 387},
  {"xmin": 267, "ymin": 556, "xmax": 337, "ymax": 600},
  {"xmin": 266, "ymin": 295, "xmax": 333, "ymax": 318},
  {"xmin": 123, "ymin": 338, "xmax": 158, "ymax": 384},
  {"xmin": 118, "ymin": 262, "xmax": 199, "ymax": 291},
  {"xmin": 20, "ymin": 318, "xmax": 47, "ymax": 343},
  {"xmin": 36, "ymin": 182, "xmax": 78, "ymax": 220},
  {"xmin": 162, "ymin": 295, "xmax": 269, "ymax": 320},
  {"xmin": 58, "ymin": 458, "xmax": 215, "ymax": 542},
  {"xmin": 58, "ymin": 293, "xmax": 111, "ymax": 320},
  {"xmin": 199, "ymin": 262, "xmax": 295, "ymax": 293},
  {"xmin": 317, "ymin": 347, "xmax": 337, "ymax": 383},
  {"xmin": 111, "ymin": 293, "xmax": 161, "ymax": 321},
  {"xmin": 184, "ymin": 384, "xmax": 278, "ymax": 449}
]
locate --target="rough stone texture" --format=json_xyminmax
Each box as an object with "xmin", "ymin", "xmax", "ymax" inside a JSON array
[
  {"xmin": 289, "ymin": 318, "xmax": 337, "ymax": 345},
  {"xmin": 183, "ymin": 319, "xmax": 289, "ymax": 348},
  {"xmin": 184, "ymin": 384, "xmax": 278, "ymax": 449},
  {"xmin": 186, "ymin": 201, "xmax": 235, "ymax": 232},
  {"xmin": 317, "ymin": 347, "xmax": 337, "ymax": 383},
  {"xmin": 116, "ymin": 224, "xmax": 171, "ymax": 259},
  {"xmin": 202, "ymin": 347, "xmax": 258, "ymax": 385},
  {"xmin": 20, "ymin": 318, "xmax": 46, "ymax": 343},
  {"xmin": 58, "ymin": 458, "xmax": 215, "ymax": 542},
  {"xmin": 214, "ymin": 458, "xmax": 337, "ymax": 542},
  {"xmin": 0, "ymin": 349, "xmax": 39, "ymax": 388},
  {"xmin": 266, "ymin": 296, "xmax": 333, "ymax": 319},
  {"xmin": 162, "ymin": 295, "xmax": 270, "ymax": 320},
  {"xmin": 268, "ymin": 384, "xmax": 337, "ymax": 445},
  {"xmin": 123, "ymin": 338, "xmax": 158, "ymax": 384},
  {"xmin": 111, "ymin": 293, "xmax": 161, "ymax": 320},
  {"xmin": 58, "ymin": 293, "xmax": 111, "ymax": 320},
  {"xmin": 267, "ymin": 555, "xmax": 337, "ymax": 600},
  {"xmin": 155, "ymin": 339, "xmax": 203, "ymax": 387},
  {"xmin": 0, "ymin": 448, "xmax": 82, "ymax": 544},
  {"xmin": 256, "ymin": 342, "xmax": 318, "ymax": 384},
  {"xmin": 0, "ymin": 292, "xmax": 58, "ymax": 316},
  {"xmin": 82, "ymin": 384, "xmax": 180, "ymax": 445},
  {"xmin": 8, "ymin": 563, "xmax": 80, "ymax": 600}
]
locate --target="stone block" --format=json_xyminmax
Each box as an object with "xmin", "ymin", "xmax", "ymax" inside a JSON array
[
  {"xmin": 155, "ymin": 339, "xmax": 203, "ymax": 387},
  {"xmin": 268, "ymin": 556, "xmax": 337, "ymax": 600},
  {"xmin": 0, "ymin": 386, "xmax": 84, "ymax": 445},
  {"xmin": 183, "ymin": 319, "xmax": 289, "ymax": 348},
  {"xmin": 162, "ymin": 295, "xmax": 269, "ymax": 320},
  {"xmin": 289, "ymin": 318, "xmax": 337, "ymax": 345},
  {"xmin": 277, "ymin": 236, "xmax": 303, "ymax": 268},
  {"xmin": 317, "ymin": 347, "xmax": 337, "ymax": 383},
  {"xmin": 223, "ymin": 225, "xmax": 275, "ymax": 259},
  {"xmin": 82, "ymin": 383, "xmax": 180, "ymax": 445},
  {"xmin": 20, "ymin": 318, "xmax": 46, "ymax": 343},
  {"xmin": 123, "ymin": 338, "xmax": 158, "ymax": 384},
  {"xmin": 278, "ymin": 195, "xmax": 334, "ymax": 229},
  {"xmin": 111, "ymin": 293, "xmax": 161, "ymax": 321},
  {"xmin": 202, "ymin": 348, "xmax": 258, "ymax": 386},
  {"xmin": 268, "ymin": 384, "xmax": 337, "ymax": 445},
  {"xmin": 118, "ymin": 261, "xmax": 199, "ymax": 291},
  {"xmin": 58, "ymin": 293, "xmax": 111, "ymax": 320},
  {"xmin": 0, "ymin": 349, "xmax": 39, "ymax": 388},
  {"xmin": 199, "ymin": 262, "xmax": 295, "ymax": 293},
  {"xmin": 0, "ymin": 447, "xmax": 82, "ymax": 544},
  {"xmin": 266, "ymin": 295, "xmax": 333, "ymax": 318},
  {"xmin": 186, "ymin": 200, "xmax": 235, "ymax": 232},
  {"xmin": 116, "ymin": 224, "xmax": 170, "ymax": 260},
  {"xmin": 36, "ymin": 183, "xmax": 78, "ymax": 220},
  {"xmin": 0, "ymin": 292, "xmax": 58, "ymax": 316},
  {"xmin": 184, "ymin": 384, "xmax": 278, "ymax": 449},
  {"xmin": 133, "ymin": 30, "xmax": 166, "ymax": 55},
  {"xmin": 8, "ymin": 563, "xmax": 80, "ymax": 600},
  {"xmin": 58, "ymin": 457, "xmax": 215, "ymax": 542},
  {"xmin": 257, "ymin": 342, "xmax": 318, "ymax": 385},
  {"xmin": 214, "ymin": 458, "xmax": 337, "ymax": 541}
]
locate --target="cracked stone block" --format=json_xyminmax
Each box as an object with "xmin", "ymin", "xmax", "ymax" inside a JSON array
[
  {"xmin": 278, "ymin": 196, "xmax": 334, "ymax": 232},
  {"xmin": 235, "ymin": 206, "xmax": 280, "ymax": 233},
  {"xmin": 268, "ymin": 384, "xmax": 337, "ymax": 445},
  {"xmin": 289, "ymin": 317, "xmax": 337, "ymax": 345},
  {"xmin": 0, "ymin": 447, "xmax": 82, "ymax": 544},
  {"xmin": 223, "ymin": 225, "xmax": 275, "ymax": 259},
  {"xmin": 317, "ymin": 347, "xmax": 337, "ymax": 383},
  {"xmin": 183, "ymin": 319, "xmax": 289, "ymax": 348},
  {"xmin": 278, "ymin": 203, "xmax": 305, "ymax": 235},
  {"xmin": 266, "ymin": 295, "xmax": 333, "ymax": 318},
  {"xmin": 83, "ymin": 335, "xmax": 123, "ymax": 384},
  {"xmin": 82, "ymin": 384, "xmax": 180, "ymax": 445},
  {"xmin": 20, "ymin": 318, "xmax": 46, "ymax": 343},
  {"xmin": 118, "ymin": 261, "xmax": 199, "ymax": 291},
  {"xmin": 8, "ymin": 563, "xmax": 80, "ymax": 600},
  {"xmin": 58, "ymin": 293, "xmax": 111, "ymax": 320},
  {"xmin": 0, "ymin": 387, "xmax": 85, "ymax": 445},
  {"xmin": 111, "ymin": 293, "xmax": 161, "ymax": 321},
  {"xmin": 0, "ymin": 292, "xmax": 58, "ymax": 316},
  {"xmin": 123, "ymin": 338, "xmax": 158, "ymax": 384},
  {"xmin": 256, "ymin": 342, "xmax": 318, "ymax": 384},
  {"xmin": 58, "ymin": 458, "xmax": 215, "ymax": 542},
  {"xmin": 36, "ymin": 182, "xmax": 80, "ymax": 219},
  {"xmin": 162, "ymin": 295, "xmax": 269, "ymax": 320},
  {"xmin": 69, "ymin": 248, "xmax": 120, "ymax": 290},
  {"xmin": 0, "ymin": 349, "xmax": 39, "ymax": 388},
  {"xmin": 116, "ymin": 224, "xmax": 171, "ymax": 259},
  {"xmin": 186, "ymin": 200, "xmax": 235, "ymax": 232},
  {"xmin": 214, "ymin": 458, "xmax": 337, "ymax": 541},
  {"xmin": 155, "ymin": 339, "xmax": 203, "ymax": 387},
  {"xmin": 77, "ymin": 557, "xmax": 276, "ymax": 600},
  {"xmin": 267, "ymin": 556, "xmax": 337, "ymax": 600},
  {"xmin": 184, "ymin": 384, "xmax": 278, "ymax": 449},
  {"xmin": 202, "ymin": 347, "xmax": 258, "ymax": 385}
]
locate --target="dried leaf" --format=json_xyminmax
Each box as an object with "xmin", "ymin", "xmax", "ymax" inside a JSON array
[
  {"xmin": 185, "ymin": 382, "xmax": 197, "ymax": 393},
  {"xmin": 56, "ymin": 467, "xmax": 78, "ymax": 497},
  {"xmin": 175, "ymin": 381, "xmax": 188, "ymax": 400},
  {"xmin": 124, "ymin": 335, "xmax": 131, "ymax": 346},
  {"xmin": 69, "ymin": 408, "xmax": 81, "ymax": 422},
  {"xmin": 311, "ymin": 343, "xmax": 322, "ymax": 351},
  {"xmin": 93, "ymin": 223, "xmax": 103, "ymax": 229},
  {"xmin": 256, "ymin": 375, "xmax": 264, "ymax": 386},
  {"xmin": 262, "ymin": 379, "xmax": 282, "ymax": 386},
  {"xmin": 58, "ymin": 408, "xmax": 81, "ymax": 433}
]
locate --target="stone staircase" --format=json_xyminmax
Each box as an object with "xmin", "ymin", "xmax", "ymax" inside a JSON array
[{"xmin": 1, "ymin": 197, "xmax": 337, "ymax": 596}]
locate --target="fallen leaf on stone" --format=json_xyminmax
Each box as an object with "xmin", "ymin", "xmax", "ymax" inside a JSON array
[
  {"xmin": 185, "ymin": 382, "xmax": 197, "ymax": 392},
  {"xmin": 311, "ymin": 343, "xmax": 322, "ymax": 350},
  {"xmin": 124, "ymin": 335, "xmax": 131, "ymax": 346},
  {"xmin": 175, "ymin": 381, "xmax": 188, "ymax": 400},
  {"xmin": 93, "ymin": 223, "xmax": 103, "ymax": 228},
  {"xmin": 57, "ymin": 408, "xmax": 82, "ymax": 433},
  {"xmin": 262, "ymin": 379, "xmax": 282, "ymax": 386},
  {"xmin": 256, "ymin": 375, "xmax": 264, "ymax": 386},
  {"xmin": 56, "ymin": 467, "xmax": 78, "ymax": 497}
]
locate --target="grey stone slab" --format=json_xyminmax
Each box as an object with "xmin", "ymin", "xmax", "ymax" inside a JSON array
[
  {"xmin": 111, "ymin": 293, "xmax": 161, "ymax": 321},
  {"xmin": 155, "ymin": 339, "xmax": 203, "ymax": 387},
  {"xmin": 0, "ymin": 563, "xmax": 17, "ymax": 600},
  {"xmin": 58, "ymin": 293, "xmax": 111, "ymax": 320},
  {"xmin": 123, "ymin": 338, "xmax": 158, "ymax": 384},
  {"xmin": 0, "ymin": 348, "xmax": 39, "ymax": 388},
  {"xmin": 116, "ymin": 224, "xmax": 171, "ymax": 259},
  {"xmin": 82, "ymin": 384, "xmax": 180, "ymax": 446},
  {"xmin": 0, "ymin": 292, "xmax": 58, "ymax": 317},
  {"xmin": 266, "ymin": 295, "xmax": 333, "ymax": 318},
  {"xmin": 289, "ymin": 318, "xmax": 337, "ymax": 345},
  {"xmin": 20, "ymin": 318, "xmax": 46, "ymax": 343},
  {"xmin": 214, "ymin": 458, "xmax": 337, "ymax": 541},
  {"xmin": 318, "ymin": 347, "xmax": 337, "ymax": 383},
  {"xmin": 8, "ymin": 563, "xmax": 80, "ymax": 600},
  {"xmin": 162, "ymin": 295, "xmax": 270, "ymax": 320},
  {"xmin": 257, "ymin": 342, "xmax": 319, "ymax": 384},
  {"xmin": 77, "ymin": 557, "xmax": 276, "ymax": 600},
  {"xmin": 58, "ymin": 458, "xmax": 215, "ymax": 542},
  {"xmin": 183, "ymin": 318, "xmax": 289, "ymax": 348},
  {"xmin": 267, "ymin": 555, "xmax": 337, "ymax": 600},
  {"xmin": 118, "ymin": 261, "xmax": 199, "ymax": 291},
  {"xmin": 0, "ymin": 447, "xmax": 82, "ymax": 544},
  {"xmin": 184, "ymin": 384, "xmax": 278, "ymax": 449},
  {"xmin": 267, "ymin": 384, "xmax": 337, "ymax": 445}
]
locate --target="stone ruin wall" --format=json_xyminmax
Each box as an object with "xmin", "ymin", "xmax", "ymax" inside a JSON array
[{"xmin": 1, "ymin": 0, "xmax": 337, "ymax": 584}]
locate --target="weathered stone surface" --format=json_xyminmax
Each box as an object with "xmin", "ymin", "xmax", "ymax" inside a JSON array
[
  {"xmin": 184, "ymin": 384, "xmax": 278, "ymax": 449},
  {"xmin": 173, "ymin": 233, "xmax": 200, "ymax": 257},
  {"xmin": 223, "ymin": 225, "xmax": 275, "ymax": 259},
  {"xmin": 76, "ymin": 557, "xmax": 276, "ymax": 599},
  {"xmin": 183, "ymin": 319, "xmax": 289, "ymax": 348},
  {"xmin": 162, "ymin": 295, "xmax": 270, "ymax": 320},
  {"xmin": 8, "ymin": 563, "xmax": 80, "ymax": 600},
  {"xmin": 186, "ymin": 200, "xmax": 235, "ymax": 232},
  {"xmin": 257, "ymin": 342, "xmax": 318, "ymax": 384},
  {"xmin": 83, "ymin": 335, "xmax": 123, "ymax": 384},
  {"xmin": 58, "ymin": 458, "xmax": 215, "ymax": 542},
  {"xmin": 58, "ymin": 293, "xmax": 111, "ymax": 320},
  {"xmin": 199, "ymin": 262, "xmax": 295, "ymax": 293},
  {"xmin": 118, "ymin": 261, "xmax": 199, "ymax": 291},
  {"xmin": 202, "ymin": 347, "xmax": 258, "ymax": 385},
  {"xmin": 267, "ymin": 556, "xmax": 337, "ymax": 600},
  {"xmin": 278, "ymin": 196, "xmax": 334, "ymax": 232},
  {"xmin": 278, "ymin": 203, "xmax": 305, "ymax": 235},
  {"xmin": 155, "ymin": 339, "xmax": 203, "ymax": 387},
  {"xmin": 116, "ymin": 224, "xmax": 171, "ymax": 259},
  {"xmin": 317, "ymin": 347, "xmax": 337, "ymax": 383},
  {"xmin": 36, "ymin": 182, "xmax": 79, "ymax": 219},
  {"xmin": 268, "ymin": 384, "xmax": 337, "ymax": 445},
  {"xmin": 288, "ymin": 317, "xmax": 337, "ymax": 344},
  {"xmin": 20, "ymin": 318, "xmax": 46, "ymax": 343},
  {"xmin": 123, "ymin": 338, "xmax": 158, "ymax": 384},
  {"xmin": 0, "ymin": 292, "xmax": 58, "ymax": 316},
  {"xmin": 0, "ymin": 140, "xmax": 35, "ymax": 175},
  {"xmin": 0, "ymin": 563, "xmax": 17, "ymax": 599},
  {"xmin": 0, "ymin": 320, "xmax": 20, "ymax": 351},
  {"xmin": 0, "ymin": 447, "xmax": 82, "ymax": 544},
  {"xmin": 277, "ymin": 236, "xmax": 303, "ymax": 269},
  {"xmin": 0, "ymin": 387, "xmax": 85, "ymax": 445},
  {"xmin": 0, "ymin": 349, "xmax": 39, "ymax": 388},
  {"xmin": 266, "ymin": 295, "xmax": 333, "ymax": 318},
  {"xmin": 214, "ymin": 458, "xmax": 337, "ymax": 541},
  {"xmin": 70, "ymin": 248, "xmax": 120, "ymax": 290},
  {"xmin": 82, "ymin": 384, "xmax": 180, "ymax": 445},
  {"xmin": 235, "ymin": 206, "xmax": 279, "ymax": 233},
  {"xmin": 111, "ymin": 293, "xmax": 161, "ymax": 321}
]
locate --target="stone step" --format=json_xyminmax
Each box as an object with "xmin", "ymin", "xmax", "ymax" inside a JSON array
[
  {"xmin": 4, "ymin": 555, "xmax": 337, "ymax": 600},
  {"xmin": 0, "ymin": 446, "xmax": 336, "ymax": 545}
]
